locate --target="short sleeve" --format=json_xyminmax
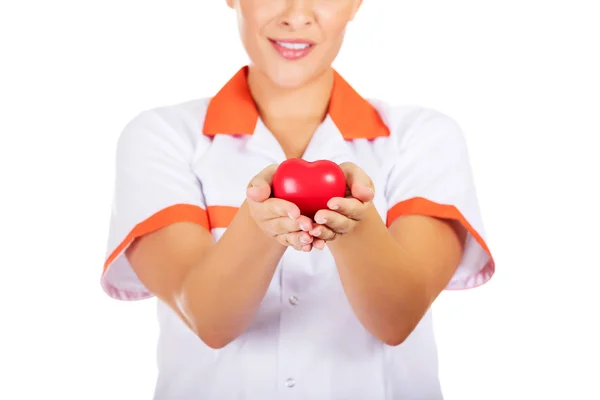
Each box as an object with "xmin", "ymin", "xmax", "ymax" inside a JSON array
[
  {"xmin": 384, "ymin": 109, "xmax": 494, "ymax": 290},
  {"xmin": 101, "ymin": 110, "xmax": 210, "ymax": 301}
]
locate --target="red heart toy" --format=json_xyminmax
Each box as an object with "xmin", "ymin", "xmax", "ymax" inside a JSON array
[{"xmin": 272, "ymin": 158, "xmax": 347, "ymax": 219}]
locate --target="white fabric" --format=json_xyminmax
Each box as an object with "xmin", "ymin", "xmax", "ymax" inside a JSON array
[
  {"xmin": 102, "ymin": 99, "xmax": 493, "ymax": 399},
  {"xmin": 381, "ymin": 106, "xmax": 494, "ymax": 289},
  {"xmin": 102, "ymin": 100, "xmax": 211, "ymax": 300}
]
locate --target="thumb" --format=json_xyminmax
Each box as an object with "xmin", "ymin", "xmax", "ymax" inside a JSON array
[
  {"xmin": 350, "ymin": 182, "xmax": 375, "ymax": 203},
  {"xmin": 340, "ymin": 162, "xmax": 375, "ymax": 203},
  {"xmin": 246, "ymin": 164, "xmax": 278, "ymax": 202},
  {"xmin": 246, "ymin": 182, "xmax": 271, "ymax": 202}
]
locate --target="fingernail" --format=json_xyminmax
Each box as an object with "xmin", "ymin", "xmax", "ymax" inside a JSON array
[
  {"xmin": 288, "ymin": 213, "xmax": 295, "ymax": 219},
  {"xmin": 312, "ymin": 228, "xmax": 321, "ymax": 236},
  {"xmin": 300, "ymin": 223, "xmax": 310, "ymax": 231},
  {"xmin": 329, "ymin": 204, "xmax": 339, "ymax": 210},
  {"xmin": 300, "ymin": 235, "xmax": 310, "ymax": 244},
  {"xmin": 315, "ymin": 216, "xmax": 326, "ymax": 224}
]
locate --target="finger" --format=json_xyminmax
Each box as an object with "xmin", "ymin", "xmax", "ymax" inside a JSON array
[
  {"xmin": 255, "ymin": 198, "xmax": 301, "ymax": 220},
  {"xmin": 246, "ymin": 164, "xmax": 279, "ymax": 202},
  {"xmin": 350, "ymin": 183, "xmax": 375, "ymax": 203},
  {"xmin": 326, "ymin": 197, "xmax": 365, "ymax": 221},
  {"xmin": 295, "ymin": 215, "xmax": 314, "ymax": 232},
  {"xmin": 313, "ymin": 210, "xmax": 355, "ymax": 235},
  {"xmin": 246, "ymin": 185, "xmax": 271, "ymax": 203},
  {"xmin": 339, "ymin": 162, "xmax": 375, "ymax": 203},
  {"xmin": 309, "ymin": 224, "xmax": 338, "ymax": 241},
  {"xmin": 312, "ymin": 238, "xmax": 326, "ymax": 250},
  {"xmin": 278, "ymin": 231, "xmax": 313, "ymax": 252},
  {"xmin": 275, "ymin": 233, "xmax": 310, "ymax": 251},
  {"xmin": 263, "ymin": 215, "xmax": 313, "ymax": 236},
  {"xmin": 263, "ymin": 216, "xmax": 299, "ymax": 236}
]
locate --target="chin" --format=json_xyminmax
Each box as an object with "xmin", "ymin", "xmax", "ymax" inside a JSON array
[{"xmin": 263, "ymin": 63, "xmax": 327, "ymax": 90}]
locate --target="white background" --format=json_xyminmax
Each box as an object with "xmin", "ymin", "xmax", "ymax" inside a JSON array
[{"xmin": 1, "ymin": 0, "xmax": 599, "ymax": 399}]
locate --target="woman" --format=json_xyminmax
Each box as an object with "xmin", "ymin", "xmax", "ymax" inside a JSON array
[{"xmin": 102, "ymin": 1, "xmax": 495, "ymax": 398}]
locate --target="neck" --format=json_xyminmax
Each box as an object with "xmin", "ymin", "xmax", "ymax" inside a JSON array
[{"xmin": 247, "ymin": 67, "xmax": 334, "ymax": 127}]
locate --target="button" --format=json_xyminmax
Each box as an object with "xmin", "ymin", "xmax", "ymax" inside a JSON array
[
  {"xmin": 288, "ymin": 296, "xmax": 299, "ymax": 305},
  {"xmin": 285, "ymin": 378, "xmax": 295, "ymax": 388}
]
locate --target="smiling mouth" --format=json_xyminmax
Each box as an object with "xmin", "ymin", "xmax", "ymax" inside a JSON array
[
  {"xmin": 272, "ymin": 40, "xmax": 313, "ymax": 50},
  {"xmin": 269, "ymin": 39, "xmax": 315, "ymax": 60}
]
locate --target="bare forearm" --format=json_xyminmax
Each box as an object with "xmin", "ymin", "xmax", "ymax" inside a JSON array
[
  {"xmin": 180, "ymin": 201, "xmax": 286, "ymax": 348},
  {"xmin": 327, "ymin": 205, "xmax": 430, "ymax": 345}
]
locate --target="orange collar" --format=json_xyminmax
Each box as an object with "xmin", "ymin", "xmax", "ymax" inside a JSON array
[{"xmin": 202, "ymin": 66, "xmax": 389, "ymax": 140}]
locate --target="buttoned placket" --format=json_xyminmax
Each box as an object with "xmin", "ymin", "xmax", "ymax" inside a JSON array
[{"xmin": 246, "ymin": 116, "xmax": 357, "ymax": 396}]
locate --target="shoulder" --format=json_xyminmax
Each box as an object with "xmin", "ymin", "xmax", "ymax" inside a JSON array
[
  {"xmin": 117, "ymin": 98, "xmax": 213, "ymax": 157},
  {"xmin": 369, "ymin": 100, "xmax": 467, "ymax": 150}
]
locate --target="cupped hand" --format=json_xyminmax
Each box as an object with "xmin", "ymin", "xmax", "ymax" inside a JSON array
[
  {"xmin": 246, "ymin": 164, "xmax": 316, "ymax": 252},
  {"xmin": 308, "ymin": 162, "xmax": 375, "ymax": 242}
]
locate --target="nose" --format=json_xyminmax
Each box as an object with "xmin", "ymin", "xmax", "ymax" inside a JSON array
[{"xmin": 279, "ymin": 0, "xmax": 315, "ymax": 30}]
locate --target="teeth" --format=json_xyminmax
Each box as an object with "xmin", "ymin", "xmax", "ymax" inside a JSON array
[{"xmin": 276, "ymin": 41, "xmax": 311, "ymax": 50}]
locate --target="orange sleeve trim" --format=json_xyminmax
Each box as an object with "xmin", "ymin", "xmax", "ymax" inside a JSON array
[
  {"xmin": 386, "ymin": 197, "xmax": 492, "ymax": 259},
  {"xmin": 103, "ymin": 204, "xmax": 209, "ymax": 273},
  {"xmin": 207, "ymin": 206, "xmax": 239, "ymax": 229}
]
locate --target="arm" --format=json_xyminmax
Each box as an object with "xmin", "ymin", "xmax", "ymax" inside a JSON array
[
  {"xmin": 126, "ymin": 167, "xmax": 315, "ymax": 349},
  {"xmin": 126, "ymin": 201, "xmax": 284, "ymax": 349},
  {"xmin": 326, "ymin": 204, "xmax": 466, "ymax": 346},
  {"xmin": 311, "ymin": 110, "xmax": 494, "ymax": 345}
]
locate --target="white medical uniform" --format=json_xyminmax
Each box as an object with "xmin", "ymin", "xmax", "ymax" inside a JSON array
[{"xmin": 102, "ymin": 66, "xmax": 495, "ymax": 399}]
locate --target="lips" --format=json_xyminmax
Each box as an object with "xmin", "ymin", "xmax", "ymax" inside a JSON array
[{"xmin": 269, "ymin": 38, "xmax": 315, "ymax": 61}]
